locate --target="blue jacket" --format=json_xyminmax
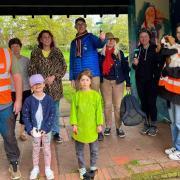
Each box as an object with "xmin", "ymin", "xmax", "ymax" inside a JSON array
[
  {"xmin": 69, "ymin": 33, "xmax": 106, "ymax": 80},
  {"xmin": 99, "ymin": 50, "xmax": 131, "ymax": 86},
  {"xmin": 22, "ymin": 94, "xmax": 55, "ymax": 135}
]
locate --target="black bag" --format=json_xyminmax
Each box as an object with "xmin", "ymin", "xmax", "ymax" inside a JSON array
[{"xmin": 120, "ymin": 94, "xmax": 147, "ymax": 126}]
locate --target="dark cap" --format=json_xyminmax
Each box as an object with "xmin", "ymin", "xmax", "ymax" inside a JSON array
[{"xmin": 75, "ymin": 17, "xmax": 86, "ymax": 24}]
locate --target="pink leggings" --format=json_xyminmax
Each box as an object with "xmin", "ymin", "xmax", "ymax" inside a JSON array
[{"xmin": 32, "ymin": 133, "xmax": 51, "ymax": 167}]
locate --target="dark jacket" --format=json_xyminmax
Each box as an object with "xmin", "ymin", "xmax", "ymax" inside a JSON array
[
  {"xmin": 22, "ymin": 94, "xmax": 56, "ymax": 135},
  {"xmin": 99, "ymin": 50, "xmax": 131, "ymax": 86},
  {"xmin": 158, "ymin": 48, "xmax": 180, "ymax": 105},
  {"xmin": 132, "ymin": 44, "xmax": 160, "ymax": 83}
]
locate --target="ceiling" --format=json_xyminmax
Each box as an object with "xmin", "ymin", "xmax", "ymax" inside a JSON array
[{"xmin": 0, "ymin": 0, "xmax": 129, "ymax": 16}]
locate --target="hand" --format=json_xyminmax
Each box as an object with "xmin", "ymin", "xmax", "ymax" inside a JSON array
[
  {"xmin": 97, "ymin": 125, "xmax": 102, "ymax": 133},
  {"xmin": 133, "ymin": 58, "xmax": 139, "ymax": 65},
  {"xmin": 73, "ymin": 125, "xmax": 78, "ymax": 135},
  {"xmin": 13, "ymin": 100, "xmax": 22, "ymax": 115},
  {"xmin": 126, "ymin": 86, "xmax": 131, "ymax": 94},
  {"xmin": 71, "ymin": 80, "xmax": 76, "ymax": 89},
  {"xmin": 41, "ymin": 130, "xmax": 46, "ymax": 136},
  {"xmin": 45, "ymin": 75, "xmax": 55, "ymax": 85},
  {"xmin": 99, "ymin": 32, "xmax": 106, "ymax": 41},
  {"xmin": 166, "ymin": 35, "xmax": 175, "ymax": 46}
]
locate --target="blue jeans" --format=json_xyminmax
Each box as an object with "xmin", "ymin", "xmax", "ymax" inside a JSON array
[
  {"xmin": 52, "ymin": 100, "xmax": 60, "ymax": 135},
  {"xmin": 0, "ymin": 105, "xmax": 20, "ymax": 162},
  {"xmin": 168, "ymin": 102, "xmax": 180, "ymax": 151}
]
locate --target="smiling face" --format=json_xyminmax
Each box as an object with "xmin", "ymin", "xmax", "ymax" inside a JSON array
[
  {"xmin": 31, "ymin": 83, "xmax": 45, "ymax": 93},
  {"xmin": 40, "ymin": 32, "xmax": 52, "ymax": 48},
  {"xmin": 107, "ymin": 38, "xmax": 116, "ymax": 48},
  {"xmin": 79, "ymin": 75, "xmax": 91, "ymax": 90},
  {"xmin": 10, "ymin": 43, "xmax": 21, "ymax": 56},
  {"xmin": 75, "ymin": 20, "xmax": 87, "ymax": 34},
  {"xmin": 139, "ymin": 32, "xmax": 150, "ymax": 47}
]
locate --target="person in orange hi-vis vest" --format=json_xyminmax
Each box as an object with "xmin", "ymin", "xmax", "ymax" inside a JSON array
[
  {"xmin": 158, "ymin": 23, "xmax": 180, "ymax": 161},
  {"xmin": 0, "ymin": 47, "xmax": 22, "ymax": 179}
]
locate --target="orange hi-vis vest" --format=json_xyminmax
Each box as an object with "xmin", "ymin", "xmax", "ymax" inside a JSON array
[
  {"xmin": 159, "ymin": 76, "xmax": 180, "ymax": 94},
  {"xmin": 0, "ymin": 48, "xmax": 12, "ymax": 104}
]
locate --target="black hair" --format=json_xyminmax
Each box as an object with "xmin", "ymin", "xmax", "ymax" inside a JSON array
[
  {"xmin": 8, "ymin": 38, "xmax": 22, "ymax": 48},
  {"xmin": 176, "ymin": 23, "xmax": 180, "ymax": 30},
  {"xmin": 139, "ymin": 28, "xmax": 152, "ymax": 39},
  {"xmin": 75, "ymin": 17, "xmax": 86, "ymax": 25}
]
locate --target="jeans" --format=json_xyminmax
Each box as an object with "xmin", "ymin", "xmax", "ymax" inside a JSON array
[
  {"xmin": 100, "ymin": 79, "xmax": 124, "ymax": 129},
  {"xmin": 0, "ymin": 105, "xmax": 20, "ymax": 162},
  {"xmin": 75, "ymin": 140, "xmax": 98, "ymax": 169},
  {"xmin": 52, "ymin": 100, "xmax": 60, "ymax": 135},
  {"xmin": 168, "ymin": 102, "xmax": 180, "ymax": 151}
]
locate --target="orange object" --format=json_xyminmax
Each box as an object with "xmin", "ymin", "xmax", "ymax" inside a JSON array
[{"xmin": 0, "ymin": 48, "xmax": 12, "ymax": 104}]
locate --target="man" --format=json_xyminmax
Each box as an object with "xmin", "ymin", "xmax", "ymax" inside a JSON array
[
  {"xmin": 0, "ymin": 47, "xmax": 22, "ymax": 179},
  {"xmin": 69, "ymin": 17, "xmax": 106, "ymax": 141}
]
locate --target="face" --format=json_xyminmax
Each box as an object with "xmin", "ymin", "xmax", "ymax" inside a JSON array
[
  {"xmin": 31, "ymin": 83, "xmax": 45, "ymax": 93},
  {"xmin": 107, "ymin": 39, "xmax": 116, "ymax": 48},
  {"xmin": 176, "ymin": 27, "xmax": 180, "ymax": 41},
  {"xmin": 139, "ymin": 32, "xmax": 150, "ymax": 46},
  {"xmin": 145, "ymin": 7, "xmax": 155, "ymax": 23},
  {"xmin": 75, "ymin": 20, "xmax": 87, "ymax": 34},
  {"xmin": 79, "ymin": 75, "xmax": 91, "ymax": 90},
  {"xmin": 40, "ymin": 33, "xmax": 52, "ymax": 48},
  {"xmin": 10, "ymin": 44, "xmax": 21, "ymax": 56}
]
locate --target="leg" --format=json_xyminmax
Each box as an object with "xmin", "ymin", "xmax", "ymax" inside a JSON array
[
  {"xmin": 89, "ymin": 140, "xmax": 98, "ymax": 169},
  {"xmin": 32, "ymin": 137, "xmax": 41, "ymax": 167},
  {"xmin": 100, "ymin": 79, "xmax": 113, "ymax": 129},
  {"xmin": 91, "ymin": 76, "xmax": 100, "ymax": 92},
  {"xmin": 75, "ymin": 140, "xmax": 86, "ymax": 169}
]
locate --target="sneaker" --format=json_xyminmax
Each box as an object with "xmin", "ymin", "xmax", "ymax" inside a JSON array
[
  {"xmin": 104, "ymin": 128, "xmax": 111, "ymax": 136},
  {"xmin": 89, "ymin": 167, "xmax": 98, "ymax": 179},
  {"xmin": 30, "ymin": 166, "xmax": 39, "ymax": 180},
  {"xmin": 53, "ymin": 133, "xmax": 63, "ymax": 143},
  {"xmin": 79, "ymin": 168, "xmax": 90, "ymax": 180},
  {"xmin": 165, "ymin": 147, "xmax": 176, "ymax": 155},
  {"xmin": 9, "ymin": 161, "xmax": 21, "ymax": 180},
  {"xmin": 147, "ymin": 126, "xmax": 158, "ymax": 136},
  {"xmin": 168, "ymin": 151, "xmax": 180, "ymax": 161},
  {"xmin": 140, "ymin": 124, "xmax": 150, "ymax": 135},
  {"xmin": 45, "ymin": 168, "xmax": 54, "ymax": 180},
  {"xmin": 98, "ymin": 132, "xmax": 104, "ymax": 141},
  {"xmin": 116, "ymin": 128, "xmax": 125, "ymax": 138}
]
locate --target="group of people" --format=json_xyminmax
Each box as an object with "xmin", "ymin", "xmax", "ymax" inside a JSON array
[{"xmin": 0, "ymin": 16, "xmax": 180, "ymax": 180}]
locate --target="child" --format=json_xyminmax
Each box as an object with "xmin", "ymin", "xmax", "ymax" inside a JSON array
[
  {"xmin": 70, "ymin": 70, "xmax": 104, "ymax": 179},
  {"xmin": 22, "ymin": 74, "xmax": 55, "ymax": 180}
]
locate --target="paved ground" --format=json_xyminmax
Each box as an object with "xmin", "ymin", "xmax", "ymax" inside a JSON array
[{"xmin": 0, "ymin": 98, "xmax": 180, "ymax": 180}]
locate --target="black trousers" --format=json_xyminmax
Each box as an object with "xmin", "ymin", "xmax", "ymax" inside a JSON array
[
  {"xmin": 136, "ymin": 79, "xmax": 157, "ymax": 126},
  {"xmin": 11, "ymin": 90, "xmax": 31, "ymax": 124}
]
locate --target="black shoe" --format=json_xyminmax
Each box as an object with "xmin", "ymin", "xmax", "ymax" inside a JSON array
[
  {"xmin": 104, "ymin": 128, "xmax": 111, "ymax": 136},
  {"xmin": 140, "ymin": 124, "xmax": 150, "ymax": 135},
  {"xmin": 116, "ymin": 128, "xmax": 125, "ymax": 138},
  {"xmin": 83, "ymin": 172, "xmax": 91, "ymax": 180},
  {"xmin": 98, "ymin": 132, "xmax": 104, "ymax": 141},
  {"xmin": 53, "ymin": 133, "xmax": 63, "ymax": 143},
  {"xmin": 89, "ymin": 169, "xmax": 98, "ymax": 179},
  {"xmin": 147, "ymin": 126, "xmax": 158, "ymax": 136}
]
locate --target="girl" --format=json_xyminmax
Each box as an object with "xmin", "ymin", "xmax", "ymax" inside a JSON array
[
  {"xmin": 70, "ymin": 70, "xmax": 104, "ymax": 179},
  {"xmin": 22, "ymin": 74, "xmax": 55, "ymax": 180}
]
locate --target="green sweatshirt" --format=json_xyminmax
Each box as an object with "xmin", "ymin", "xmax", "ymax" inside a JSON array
[{"xmin": 70, "ymin": 89, "xmax": 104, "ymax": 143}]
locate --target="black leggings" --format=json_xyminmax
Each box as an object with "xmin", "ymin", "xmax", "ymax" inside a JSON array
[{"xmin": 11, "ymin": 90, "xmax": 31, "ymax": 124}]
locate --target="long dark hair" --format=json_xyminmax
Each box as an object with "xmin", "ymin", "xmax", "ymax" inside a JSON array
[{"xmin": 37, "ymin": 30, "xmax": 55, "ymax": 49}]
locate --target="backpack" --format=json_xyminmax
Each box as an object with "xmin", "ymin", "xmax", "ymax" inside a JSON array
[{"xmin": 120, "ymin": 94, "xmax": 147, "ymax": 126}]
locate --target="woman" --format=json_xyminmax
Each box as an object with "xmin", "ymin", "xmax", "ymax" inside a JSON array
[
  {"xmin": 99, "ymin": 32, "xmax": 131, "ymax": 137},
  {"xmin": 28, "ymin": 30, "xmax": 67, "ymax": 143},
  {"xmin": 9, "ymin": 37, "xmax": 31, "ymax": 141},
  {"xmin": 132, "ymin": 28, "xmax": 159, "ymax": 137},
  {"xmin": 159, "ymin": 24, "xmax": 180, "ymax": 160}
]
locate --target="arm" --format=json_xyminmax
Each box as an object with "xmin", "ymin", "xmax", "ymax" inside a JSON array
[
  {"xmin": 70, "ymin": 94, "xmax": 78, "ymax": 125},
  {"xmin": 91, "ymin": 33, "xmax": 107, "ymax": 49},
  {"xmin": 162, "ymin": 66, "xmax": 180, "ymax": 78},
  {"xmin": 160, "ymin": 48, "xmax": 178, "ymax": 56},
  {"xmin": 69, "ymin": 43, "xmax": 74, "ymax": 81},
  {"xmin": 96, "ymin": 94, "xmax": 104, "ymax": 126}
]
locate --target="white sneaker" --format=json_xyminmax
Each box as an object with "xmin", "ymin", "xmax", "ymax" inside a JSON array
[
  {"xmin": 165, "ymin": 147, "xmax": 176, "ymax": 155},
  {"xmin": 30, "ymin": 167, "xmax": 39, "ymax": 180},
  {"xmin": 168, "ymin": 151, "xmax": 180, "ymax": 161},
  {"xmin": 45, "ymin": 168, "xmax": 54, "ymax": 180}
]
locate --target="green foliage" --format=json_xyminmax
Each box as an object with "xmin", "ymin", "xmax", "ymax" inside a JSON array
[{"xmin": 63, "ymin": 83, "xmax": 75, "ymax": 103}]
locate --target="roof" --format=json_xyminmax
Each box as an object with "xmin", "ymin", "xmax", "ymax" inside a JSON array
[{"xmin": 0, "ymin": 0, "xmax": 129, "ymax": 16}]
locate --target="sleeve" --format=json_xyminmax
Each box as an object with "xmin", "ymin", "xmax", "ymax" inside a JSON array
[
  {"xmin": 121, "ymin": 51, "xmax": 131, "ymax": 87},
  {"xmin": 96, "ymin": 94, "xmax": 104, "ymax": 126},
  {"xmin": 11, "ymin": 55, "xmax": 21, "ymax": 74},
  {"xmin": 91, "ymin": 34, "xmax": 107, "ymax": 49},
  {"xmin": 69, "ymin": 42, "xmax": 74, "ymax": 80},
  {"xmin": 162, "ymin": 66, "xmax": 180, "ymax": 78},
  {"xmin": 22, "ymin": 98, "xmax": 33, "ymax": 135},
  {"xmin": 70, "ymin": 94, "xmax": 78, "ymax": 125},
  {"xmin": 54, "ymin": 48, "xmax": 67, "ymax": 80},
  {"xmin": 28, "ymin": 49, "xmax": 39, "ymax": 76},
  {"xmin": 160, "ymin": 48, "xmax": 178, "ymax": 56}
]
